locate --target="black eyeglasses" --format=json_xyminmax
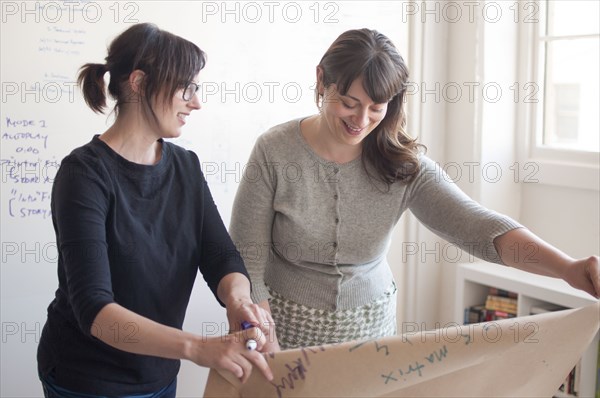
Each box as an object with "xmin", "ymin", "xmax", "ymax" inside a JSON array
[{"xmin": 182, "ymin": 82, "xmax": 200, "ymax": 101}]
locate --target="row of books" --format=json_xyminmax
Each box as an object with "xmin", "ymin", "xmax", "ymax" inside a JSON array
[
  {"xmin": 464, "ymin": 288, "xmax": 576, "ymax": 323},
  {"xmin": 464, "ymin": 304, "xmax": 516, "ymax": 323},
  {"xmin": 556, "ymin": 362, "xmax": 580, "ymax": 397},
  {"xmin": 464, "ymin": 286, "xmax": 596, "ymax": 397},
  {"xmin": 485, "ymin": 294, "xmax": 518, "ymax": 314},
  {"xmin": 464, "ymin": 287, "xmax": 518, "ymax": 324}
]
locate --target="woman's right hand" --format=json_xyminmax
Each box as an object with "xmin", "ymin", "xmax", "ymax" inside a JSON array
[
  {"xmin": 90, "ymin": 303, "xmax": 273, "ymax": 383},
  {"xmin": 188, "ymin": 327, "xmax": 273, "ymax": 383}
]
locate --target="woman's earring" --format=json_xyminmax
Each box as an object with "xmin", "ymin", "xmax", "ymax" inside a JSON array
[{"xmin": 317, "ymin": 93, "xmax": 324, "ymax": 112}]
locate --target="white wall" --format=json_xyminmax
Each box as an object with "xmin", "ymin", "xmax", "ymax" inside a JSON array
[
  {"xmin": 0, "ymin": 2, "xmax": 409, "ymax": 397},
  {"xmin": 520, "ymin": 184, "xmax": 600, "ymax": 258}
]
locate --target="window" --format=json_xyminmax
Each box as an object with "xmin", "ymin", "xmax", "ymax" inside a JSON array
[{"xmin": 535, "ymin": 0, "xmax": 599, "ymax": 153}]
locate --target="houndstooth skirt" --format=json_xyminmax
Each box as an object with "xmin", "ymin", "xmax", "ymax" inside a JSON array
[{"xmin": 268, "ymin": 283, "xmax": 398, "ymax": 350}]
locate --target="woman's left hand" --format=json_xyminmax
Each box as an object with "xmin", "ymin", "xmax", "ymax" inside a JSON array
[{"xmin": 563, "ymin": 255, "xmax": 600, "ymax": 299}]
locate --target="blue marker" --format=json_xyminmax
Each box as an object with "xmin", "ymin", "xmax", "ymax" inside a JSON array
[{"xmin": 241, "ymin": 321, "xmax": 258, "ymax": 351}]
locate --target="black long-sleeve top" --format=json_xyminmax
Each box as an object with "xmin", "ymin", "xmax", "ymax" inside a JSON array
[{"xmin": 37, "ymin": 136, "xmax": 248, "ymax": 395}]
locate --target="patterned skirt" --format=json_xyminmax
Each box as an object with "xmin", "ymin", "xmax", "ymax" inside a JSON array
[{"xmin": 268, "ymin": 283, "xmax": 397, "ymax": 350}]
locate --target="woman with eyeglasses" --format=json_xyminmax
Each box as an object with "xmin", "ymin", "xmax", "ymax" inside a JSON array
[
  {"xmin": 37, "ymin": 23, "xmax": 273, "ymax": 398},
  {"xmin": 229, "ymin": 28, "xmax": 600, "ymax": 352}
]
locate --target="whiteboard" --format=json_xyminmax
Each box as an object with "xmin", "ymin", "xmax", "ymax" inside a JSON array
[{"xmin": 0, "ymin": 1, "xmax": 409, "ymax": 396}]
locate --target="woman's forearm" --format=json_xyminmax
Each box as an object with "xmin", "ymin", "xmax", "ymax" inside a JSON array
[
  {"xmin": 493, "ymin": 228, "xmax": 573, "ymax": 278},
  {"xmin": 91, "ymin": 303, "xmax": 200, "ymax": 362},
  {"xmin": 91, "ymin": 301, "xmax": 273, "ymax": 381},
  {"xmin": 493, "ymin": 228, "xmax": 600, "ymax": 298}
]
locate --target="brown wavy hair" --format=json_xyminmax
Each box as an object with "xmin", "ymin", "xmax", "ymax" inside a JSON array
[
  {"xmin": 317, "ymin": 28, "xmax": 425, "ymax": 187},
  {"xmin": 77, "ymin": 23, "xmax": 206, "ymax": 126}
]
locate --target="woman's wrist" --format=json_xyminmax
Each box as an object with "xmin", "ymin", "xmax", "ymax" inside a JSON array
[
  {"xmin": 181, "ymin": 332, "xmax": 205, "ymax": 364},
  {"xmin": 217, "ymin": 273, "xmax": 253, "ymax": 307},
  {"xmin": 224, "ymin": 295, "xmax": 253, "ymax": 310}
]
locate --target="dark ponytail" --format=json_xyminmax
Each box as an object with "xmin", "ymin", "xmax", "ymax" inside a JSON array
[
  {"xmin": 76, "ymin": 23, "xmax": 206, "ymax": 123},
  {"xmin": 77, "ymin": 63, "xmax": 108, "ymax": 114}
]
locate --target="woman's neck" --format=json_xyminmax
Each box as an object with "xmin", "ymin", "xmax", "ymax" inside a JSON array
[
  {"xmin": 300, "ymin": 115, "xmax": 361, "ymax": 164},
  {"xmin": 100, "ymin": 114, "xmax": 162, "ymax": 165}
]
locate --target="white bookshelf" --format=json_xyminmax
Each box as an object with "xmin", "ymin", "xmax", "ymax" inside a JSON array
[{"xmin": 455, "ymin": 262, "xmax": 599, "ymax": 398}]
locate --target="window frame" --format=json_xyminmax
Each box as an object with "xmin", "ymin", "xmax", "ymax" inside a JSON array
[{"xmin": 518, "ymin": 0, "xmax": 599, "ymax": 190}]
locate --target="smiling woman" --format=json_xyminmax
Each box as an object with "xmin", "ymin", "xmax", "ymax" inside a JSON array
[
  {"xmin": 36, "ymin": 22, "xmax": 273, "ymax": 398},
  {"xmin": 312, "ymin": 29, "xmax": 419, "ymax": 183},
  {"xmin": 228, "ymin": 27, "xmax": 600, "ymax": 352}
]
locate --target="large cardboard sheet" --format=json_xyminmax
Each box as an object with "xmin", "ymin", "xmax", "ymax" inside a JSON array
[{"xmin": 204, "ymin": 302, "xmax": 599, "ymax": 397}]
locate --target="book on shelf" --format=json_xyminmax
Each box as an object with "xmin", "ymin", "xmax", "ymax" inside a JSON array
[
  {"xmin": 485, "ymin": 294, "xmax": 518, "ymax": 314},
  {"xmin": 464, "ymin": 305, "xmax": 486, "ymax": 324},
  {"xmin": 488, "ymin": 287, "xmax": 518, "ymax": 299}
]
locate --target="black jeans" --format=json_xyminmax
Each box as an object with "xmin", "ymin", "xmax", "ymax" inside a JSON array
[{"xmin": 39, "ymin": 371, "xmax": 177, "ymax": 398}]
